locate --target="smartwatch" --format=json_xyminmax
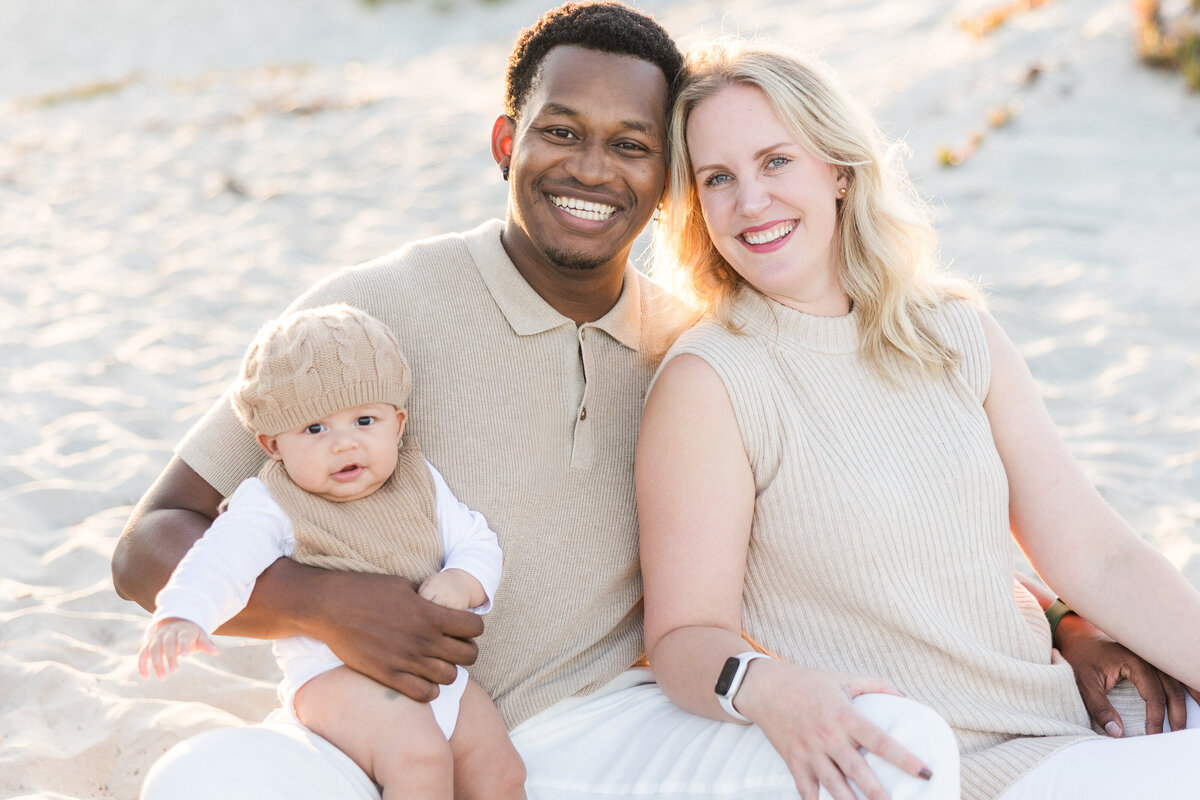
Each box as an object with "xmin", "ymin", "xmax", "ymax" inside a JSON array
[{"xmin": 714, "ymin": 651, "xmax": 770, "ymax": 721}]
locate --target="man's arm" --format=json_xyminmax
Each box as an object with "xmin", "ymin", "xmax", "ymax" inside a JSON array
[
  {"xmin": 1017, "ymin": 573, "xmax": 1198, "ymax": 735},
  {"xmin": 112, "ymin": 457, "xmax": 484, "ymax": 701}
]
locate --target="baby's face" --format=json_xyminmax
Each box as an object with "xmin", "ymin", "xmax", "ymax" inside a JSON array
[{"xmin": 258, "ymin": 402, "xmax": 406, "ymax": 502}]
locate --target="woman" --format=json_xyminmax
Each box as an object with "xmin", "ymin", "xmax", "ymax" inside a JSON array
[{"xmin": 637, "ymin": 39, "xmax": 1200, "ymax": 800}]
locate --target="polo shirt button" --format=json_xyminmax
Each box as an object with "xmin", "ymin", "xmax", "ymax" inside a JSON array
[{"xmin": 579, "ymin": 407, "xmax": 587, "ymax": 421}]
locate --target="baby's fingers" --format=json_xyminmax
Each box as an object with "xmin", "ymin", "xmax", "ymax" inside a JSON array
[
  {"xmin": 193, "ymin": 630, "xmax": 220, "ymax": 657},
  {"xmin": 161, "ymin": 628, "xmax": 185, "ymax": 674},
  {"xmin": 136, "ymin": 643, "xmax": 154, "ymax": 680},
  {"xmin": 139, "ymin": 636, "xmax": 169, "ymax": 681}
]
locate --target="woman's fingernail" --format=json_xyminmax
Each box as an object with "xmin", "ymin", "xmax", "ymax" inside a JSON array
[
  {"xmin": 919, "ymin": 768, "xmax": 933, "ymax": 780},
  {"xmin": 1104, "ymin": 721, "xmax": 1122, "ymax": 738}
]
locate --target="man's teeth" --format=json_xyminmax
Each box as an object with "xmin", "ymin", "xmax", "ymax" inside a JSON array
[
  {"xmin": 742, "ymin": 221, "xmax": 796, "ymax": 245},
  {"xmin": 551, "ymin": 195, "xmax": 616, "ymax": 221}
]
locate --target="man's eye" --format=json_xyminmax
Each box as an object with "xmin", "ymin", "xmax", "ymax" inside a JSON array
[{"xmin": 547, "ymin": 127, "xmax": 576, "ymax": 139}]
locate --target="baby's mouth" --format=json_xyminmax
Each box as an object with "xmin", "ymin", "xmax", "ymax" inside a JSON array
[{"xmin": 332, "ymin": 464, "xmax": 364, "ymax": 482}]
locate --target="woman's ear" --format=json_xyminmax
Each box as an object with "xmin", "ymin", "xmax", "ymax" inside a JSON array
[{"xmin": 256, "ymin": 433, "xmax": 284, "ymax": 461}]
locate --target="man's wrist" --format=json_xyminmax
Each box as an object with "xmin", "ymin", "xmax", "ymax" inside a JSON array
[
  {"xmin": 1045, "ymin": 597, "xmax": 1075, "ymax": 639},
  {"xmin": 279, "ymin": 559, "xmax": 333, "ymax": 640}
]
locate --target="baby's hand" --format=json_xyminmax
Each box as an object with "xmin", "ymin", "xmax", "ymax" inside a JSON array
[
  {"xmin": 138, "ymin": 617, "xmax": 219, "ymax": 681},
  {"xmin": 418, "ymin": 569, "xmax": 483, "ymax": 611}
]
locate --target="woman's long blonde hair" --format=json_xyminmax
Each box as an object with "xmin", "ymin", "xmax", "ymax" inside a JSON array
[{"xmin": 653, "ymin": 39, "xmax": 979, "ymax": 378}]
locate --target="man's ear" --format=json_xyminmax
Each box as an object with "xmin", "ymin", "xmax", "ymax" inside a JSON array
[
  {"xmin": 491, "ymin": 115, "xmax": 515, "ymax": 171},
  {"xmin": 256, "ymin": 433, "xmax": 283, "ymax": 461}
]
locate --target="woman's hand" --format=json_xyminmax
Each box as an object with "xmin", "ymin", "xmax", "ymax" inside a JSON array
[
  {"xmin": 1055, "ymin": 612, "xmax": 1200, "ymax": 735},
  {"xmin": 736, "ymin": 659, "xmax": 933, "ymax": 800}
]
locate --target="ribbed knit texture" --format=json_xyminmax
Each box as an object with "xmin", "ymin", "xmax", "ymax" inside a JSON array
[
  {"xmin": 232, "ymin": 303, "xmax": 412, "ymax": 436},
  {"xmin": 259, "ymin": 436, "xmax": 441, "ymax": 579},
  {"xmin": 665, "ymin": 289, "xmax": 1101, "ymax": 800},
  {"xmin": 177, "ymin": 220, "xmax": 685, "ymax": 729}
]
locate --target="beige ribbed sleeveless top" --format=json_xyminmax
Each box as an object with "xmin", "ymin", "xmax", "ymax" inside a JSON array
[
  {"xmin": 666, "ymin": 289, "xmax": 1101, "ymax": 800},
  {"xmin": 259, "ymin": 435, "xmax": 442, "ymax": 581}
]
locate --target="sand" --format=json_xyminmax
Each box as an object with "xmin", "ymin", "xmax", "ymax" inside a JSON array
[{"xmin": 2, "ymin": 0, "xmax": 1197, "ymax": 796}]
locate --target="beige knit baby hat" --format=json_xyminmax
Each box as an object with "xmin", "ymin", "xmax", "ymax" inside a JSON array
[{"xmin": 231, "ymin": 304, "xmax": 411, "ymax": 436}]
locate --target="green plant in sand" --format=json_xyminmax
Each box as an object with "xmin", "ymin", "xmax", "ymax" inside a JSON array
[{"xmin": 1134, "ymin": 0, "xmax": 1200, "ymax": 90}]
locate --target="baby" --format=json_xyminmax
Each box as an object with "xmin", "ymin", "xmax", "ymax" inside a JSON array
[{"xmin": 138, "ymin": 304, "xmax": 525, "ymax": 799}]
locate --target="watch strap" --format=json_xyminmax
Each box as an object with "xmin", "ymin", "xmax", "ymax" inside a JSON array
[
  {"xmin": 1045, "ymin": 597, "xmax": 1074, "ymax": 636},
  {"xmin": 715, "ymin": 651, "xmax": 770, "ymax": 721}
]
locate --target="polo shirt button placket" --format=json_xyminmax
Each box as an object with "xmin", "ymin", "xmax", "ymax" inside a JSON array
[{"xmin": 571, "ymin": 324, "xmax": 593, "ymax": 469}]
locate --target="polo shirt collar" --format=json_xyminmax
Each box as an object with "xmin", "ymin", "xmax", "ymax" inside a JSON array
[{"xmin": 465, "ymin": 219, "xmax": 643, "ymax": 352}]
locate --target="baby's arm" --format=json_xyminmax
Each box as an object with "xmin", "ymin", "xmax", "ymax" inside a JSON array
[
  {"xmin": 426, "ymin": 461, "xmax": 503, "ymax": 612},
  {"xmin": 138, "ymin": 478, "xmax": 294, "ymax": 679},
  {"xmin": 138, "ymin": 617, "xmax": 220, "ymax": 680}
]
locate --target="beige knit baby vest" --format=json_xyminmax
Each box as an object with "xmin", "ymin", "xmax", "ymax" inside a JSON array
[{"xmin": 259, "ymin": 435, "xmax": 442, "ymax": 581}]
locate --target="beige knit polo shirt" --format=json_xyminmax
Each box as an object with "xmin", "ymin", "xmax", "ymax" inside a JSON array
[
  {"xmin": 664, "ymin": 289, "xmax": 1101, "ymax": 800},
  {"xmin": 177, "ymin": 220, "xmax": 686, "ymax": 729}
]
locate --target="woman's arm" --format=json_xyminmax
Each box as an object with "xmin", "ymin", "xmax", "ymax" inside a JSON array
[
  {"xmin": 637, "ymin": 354, "xmax": 930, "ymax": 800},
  {"xmin": 981, "ymin": 310, "xmax": 1200, "ymax": 688}
]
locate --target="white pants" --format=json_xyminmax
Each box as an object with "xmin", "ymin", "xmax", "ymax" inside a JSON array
[
  {"xmin": 1000, "ymin": 693, "xmax": 1200, "ymax": 799},
  {"xmin": 140, "ymin": 668, "xmax": 959, "ymax": 799}
]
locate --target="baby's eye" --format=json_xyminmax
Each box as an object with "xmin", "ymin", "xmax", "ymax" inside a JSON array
[
  {"xmin": 304, "ymin": 423, "xmax": 326, "ymax": 435},
  {"xmin": 355, "ymin": 416, "xmax": 375, "ymax": 426}
]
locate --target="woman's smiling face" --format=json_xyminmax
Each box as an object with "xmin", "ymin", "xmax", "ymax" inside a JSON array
[{"xmin": 687, "ymin": 83, "xmax": 848, "ymax": 315}]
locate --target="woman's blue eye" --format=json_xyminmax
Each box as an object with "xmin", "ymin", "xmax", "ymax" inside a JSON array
[
  {"xmin": 704, "ymin": 173, "xmax": 731, "ymax": 187},
  {"xmin": 767, "ymin": 156, "xmax": 790, "ymax": 168}
]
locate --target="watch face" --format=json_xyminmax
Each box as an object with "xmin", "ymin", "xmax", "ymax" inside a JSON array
[{"xmin": 714, "ymin": 656, "xmax": 740, "ymax": 695}]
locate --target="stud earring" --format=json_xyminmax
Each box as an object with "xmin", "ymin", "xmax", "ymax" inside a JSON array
[{"xmin": 502, "ymin": 166, "xmax": 510, "ymax": 181}]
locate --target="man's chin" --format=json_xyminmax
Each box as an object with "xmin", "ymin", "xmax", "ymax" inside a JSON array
[{"xmin": 545, "ymin": 247, "xmax": 610, "ymax": 272}]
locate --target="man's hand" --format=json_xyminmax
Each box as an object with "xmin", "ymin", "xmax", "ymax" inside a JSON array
[
  {"xmin": 302, "ymin": 569, "xmax": 484, "ymax": 702},
  {"xmin": 1054, "ymin": 612, "xmax": 1200, "ymax": 736}
]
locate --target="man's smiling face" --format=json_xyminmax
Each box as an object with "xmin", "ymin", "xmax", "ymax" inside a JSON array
[{"xmin": 502, "ymin": 46, "xmax": 668, "ymax": 277}]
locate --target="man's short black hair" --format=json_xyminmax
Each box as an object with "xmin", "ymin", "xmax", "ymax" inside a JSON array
[{"xmin": 504, "ymin": 1, "xmax": 683, "ymax": 120}]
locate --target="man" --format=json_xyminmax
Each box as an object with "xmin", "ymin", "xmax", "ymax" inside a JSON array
[{"xmin": 114, "ymin": 3, "xmax": 1191, "ymax": 797}]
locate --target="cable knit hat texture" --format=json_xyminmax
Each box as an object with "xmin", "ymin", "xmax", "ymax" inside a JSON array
[{"xmin": 231, "ymin": 304, "xmax": 411, "ymax": 436}]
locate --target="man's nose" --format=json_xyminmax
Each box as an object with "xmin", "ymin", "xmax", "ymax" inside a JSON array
[{"xmin": 563, "ymin": 140, "xmax": 616, "ymax": 186}]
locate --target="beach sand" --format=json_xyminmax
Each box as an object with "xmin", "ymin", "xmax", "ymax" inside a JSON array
[{"xmin": 2, "ymin": 0, "xmax": 1197, "ymax": 796}]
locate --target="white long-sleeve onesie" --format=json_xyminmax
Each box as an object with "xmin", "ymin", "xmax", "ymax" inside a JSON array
[{"xmin": 152, "ymin": 459, "xmax": 502, "ymax": 739}]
